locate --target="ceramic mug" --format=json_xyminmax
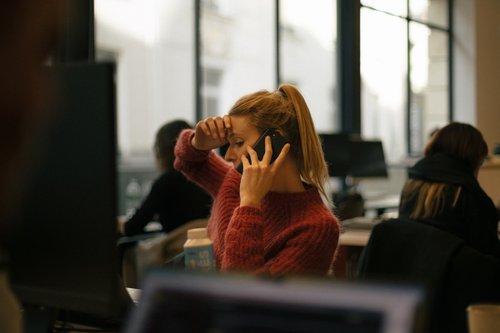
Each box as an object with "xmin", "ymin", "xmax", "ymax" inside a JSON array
[{"xmin": 467, "ymin": 304, "xmax": 500, "ymax": 333}]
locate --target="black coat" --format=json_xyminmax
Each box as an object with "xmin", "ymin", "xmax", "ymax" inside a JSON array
[
  {"xmin": 124, "ymin": 170, "xmax": 212, "ymax": 236},
  {"xmin": 399, "ymin": 153, "xmax": 500, "ymax": 258}
]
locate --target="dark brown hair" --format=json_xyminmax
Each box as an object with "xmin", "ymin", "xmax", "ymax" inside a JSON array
[
  {"xmin": 401, "ymin": 122, "xmax": 487, "ymax": 219},
  {"xmin": 155, "ymin": 120, "xmax": 192, "ymax": 171},
  {"xmin": 425, "ymin": 122, "xmax": 488, "ymax": 173}
]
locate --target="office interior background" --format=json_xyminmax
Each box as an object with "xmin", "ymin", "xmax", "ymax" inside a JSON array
[{"xmin": 92, "ymin": 0, "xmax": 500, "ymax": 213}]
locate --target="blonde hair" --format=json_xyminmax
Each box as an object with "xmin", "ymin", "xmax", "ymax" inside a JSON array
[
  {"xmin": 228, "ymin": 84, "xmax": 330, "ymax": 200},
  {"xmin": 400, "ymin": 179, "xmax": 462, "ymax": 219}
]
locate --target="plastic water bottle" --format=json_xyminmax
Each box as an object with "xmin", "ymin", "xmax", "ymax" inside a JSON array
[
  {"xmin": 184, "ymin": 228, "xmax": 215, "ymax": 272},
  {"xmin": 125, "ymin": 178, "xmax": 142, "ymax": 217}
]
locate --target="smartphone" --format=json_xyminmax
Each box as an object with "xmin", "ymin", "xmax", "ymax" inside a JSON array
[{"xmin": 236, "ymin": 128, "xmax": 289, "ymax": 173}]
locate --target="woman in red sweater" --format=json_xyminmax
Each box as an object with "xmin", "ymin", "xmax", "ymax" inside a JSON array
[{"xmin": 174, "ymin": 84, "xmax": 340, "ymax": 276}]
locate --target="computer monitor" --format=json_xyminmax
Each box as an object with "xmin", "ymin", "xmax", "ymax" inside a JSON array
[
  {"xmin": 349, "ymin": 139, "xmax": 388, "ymax": 178},
  {"xmin": 7, "ymin": 63, "xmax": 132, "ymax": 328},
  {"xmin": 319, "ymin": 133, "xmax": 353, "ymax": 177},
  {"xmin": 124, "ymin": 270, "xmax": 425, "ymax": 333}
]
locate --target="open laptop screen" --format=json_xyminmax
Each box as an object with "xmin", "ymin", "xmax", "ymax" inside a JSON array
[{"xmin": 124, "ymin": 270, "xmax": 424, "ymax": 333}]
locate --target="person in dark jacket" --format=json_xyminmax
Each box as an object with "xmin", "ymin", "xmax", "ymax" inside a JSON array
[
  {"xmin": 358, "ymin": 122, "xmax": 500, "ymax": 333},
  {"xmin": 118, "ymin": 120, "xmax": 212, "ymax": 236},
  {"xmin": 399, "ymin": 122, "xmax": 500, "ymax": 258}
]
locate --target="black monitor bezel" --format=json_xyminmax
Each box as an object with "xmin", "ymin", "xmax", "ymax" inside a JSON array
[{"xmin": 7, "ymin": 62, "xmax": 130, "ymax": 321}]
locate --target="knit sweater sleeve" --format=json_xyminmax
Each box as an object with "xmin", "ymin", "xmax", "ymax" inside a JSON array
[
  {"xmin": 173, "ymin": 129, "xmax": 232, "ymax": 198},
  {"xmin": 221, "ymin": 206, "xmax": 340, "ymax": 276}
]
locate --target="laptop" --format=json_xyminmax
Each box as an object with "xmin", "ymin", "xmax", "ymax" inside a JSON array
[{"xmin": 124, "ymin": 270, "xmax": 425, "ymax": 333}]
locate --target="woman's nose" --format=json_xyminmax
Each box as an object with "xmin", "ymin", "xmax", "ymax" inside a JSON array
[{"xmin": 224, "ymin": 148, "xmax": 235, "ymax": 162}]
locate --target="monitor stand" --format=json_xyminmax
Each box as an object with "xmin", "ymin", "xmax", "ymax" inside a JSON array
[
  {"xmin": 333, "ymin": 190, "xmax": 365, "ymax": 220},
  {"xmin": 332, "ymin": 179, "xmax": 365, "ymax": 220}
]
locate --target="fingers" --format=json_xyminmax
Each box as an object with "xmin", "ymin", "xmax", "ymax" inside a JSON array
[
  {"xmin": 270, "ymin": 143, "xmax": 290, "ymax": 172},
  {"xmin": 223, "ymin": 115, "xmax": 232, "ymax": 131},
  {"xmin": 241, "ymin": 153, "xmax": 250, "ymax": 171},
  {"xmin": 205, "ymin": 117, "xmax": 226, "ymax": 140},
  {"xmin": 246, "ymin": 145, "xmax": 259, "ymax": 166},
  {"xmin": 246, "ymin": 136, "xmax": 279, "ymax": 168},
  {"xmin": 196, "ymin": 120, "xmax": 211, "ymax": 137},
  {"xmin": 197, "ymin": 115, "xmax": 231, "ymax": 140},
  {"xmin": 193, "ymin": 116, "xmax": 230, "ymax": 150},
  {"xmin": 261, "ymin": 136, "xmax": 273, "ymax": 165}
]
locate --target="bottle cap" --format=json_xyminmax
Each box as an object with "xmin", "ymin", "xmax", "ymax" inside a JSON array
[{"xmin": 187, "ymin": 228, "xmax": 208, "ymax": 239}]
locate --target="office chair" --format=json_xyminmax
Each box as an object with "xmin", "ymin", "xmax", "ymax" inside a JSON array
[
  {"xmin": 332, "ymin": 190, "xmax": 365, "ymax": 221},
  {"xmin": 118, "ymin": 218, "xmax": 208, "ymax": 288},
  {"xmin": 357, "ymin": 218, "xmax": 500, "ymax": 333}
]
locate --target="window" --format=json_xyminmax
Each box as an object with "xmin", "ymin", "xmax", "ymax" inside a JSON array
[
  {"xmin": 95, "ymin": 0, "xmax": 195, "ymax": 157},
  {"xmin": 280, "ymin": 0, "xmax": 339, "ymax": 133},
  {"xmin": 360, "ymin": 0, "xmax": 451, "ymax": 161},
  {"xmin": 200, "ymin": 0, "xmax": 275, "ymax": 118},
  {"xmin": 360, "ymin": 8, "xmax": 407, "ymax": 162},
  {"xmin": 95, "ymin": 0, "xmax": 451, "ymax": 163}
]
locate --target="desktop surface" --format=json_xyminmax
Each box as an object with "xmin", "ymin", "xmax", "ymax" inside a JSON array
[
  {"xmin": 339, "ymin": 217, "xmax": 380, "ymax": 247},
  {"xmin": 364, "ymin": 194, "xmax": 400, "ymax": 212}
]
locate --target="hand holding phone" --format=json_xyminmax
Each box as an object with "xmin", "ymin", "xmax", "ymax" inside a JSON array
[{"xmin": 236, "ymin": 128, "xmax": 289, "ymax": 173}]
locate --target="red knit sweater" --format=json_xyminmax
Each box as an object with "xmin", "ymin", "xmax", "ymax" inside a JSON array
[{"xmin": 174, "ymin": 129, "xmax": 340, "ymax": 276}]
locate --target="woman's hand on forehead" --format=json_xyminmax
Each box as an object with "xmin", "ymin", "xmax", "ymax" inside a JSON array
[
  {"xmin": 200, "ymin": 116, "xmax": 231, "ymax": 140},
  {"xmin": 223, "ymin": 115, "xmax": 232, "ymax": 130}
]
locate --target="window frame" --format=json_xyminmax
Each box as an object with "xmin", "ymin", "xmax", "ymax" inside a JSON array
[
  {"xmin": 357, "ymin": 0, "xmax": 454, "ymax": 157},
  {"xmin": 193, "ymin": 0, "xmax": 453, "ymax": 158}
]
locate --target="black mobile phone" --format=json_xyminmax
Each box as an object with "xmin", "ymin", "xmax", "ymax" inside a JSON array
[{"xmin": 236, "ymin": 128, "xmax": 289, "ymax": 173}]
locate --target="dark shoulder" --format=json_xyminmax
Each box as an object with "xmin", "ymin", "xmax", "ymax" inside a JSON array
[
  {"xmin": 148, "ymin": 170, "xmax": 185, "ymax": 192},
  {"xmin": 156, "ymin": 169, "xmax": 184, "ymax": 183},
  {"xmin": 155, "ymin": 169, "xmax": 207, "ymax": 191},
  {"xmin": 461, "ymin": 183, "xmax": 496, "ymax": 208}
]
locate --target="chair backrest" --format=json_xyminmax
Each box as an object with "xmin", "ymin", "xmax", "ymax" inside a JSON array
[
  {"xmin": 122, "ymin": 218, "xmax": 209, "ymax": 288},
  {"xmin": 333, "ymin": 191, "xmax": 365, "ymax": 220},
  {"xmin": 357, "ymin": 218, "xmax": 500, "ymax": 333},
  {"xmin": 159, "ymin": 218, "xmax": 209, "ymax": 262}
]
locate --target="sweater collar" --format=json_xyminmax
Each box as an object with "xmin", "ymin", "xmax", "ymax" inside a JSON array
[
  {"xmin": 264, "ymin": 185, "xmax": 323, "ymax": 206},
  {"xmin": 228, "ymin": 168, "xmax": 325, "ymax": 207}
]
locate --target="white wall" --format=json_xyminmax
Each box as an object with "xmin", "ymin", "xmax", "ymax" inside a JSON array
[{"xmin": 475, "ymin": 0, "xmax": 500, "ymax": 204}]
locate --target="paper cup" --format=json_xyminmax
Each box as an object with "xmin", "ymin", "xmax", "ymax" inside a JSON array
[{"xmin": 467, "ymin": 304, "xmax": 500, "ymax": 333}]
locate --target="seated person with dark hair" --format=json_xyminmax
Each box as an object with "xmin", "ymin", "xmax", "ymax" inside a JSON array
[
  {"xmin": 118, "ymin": 120, "xmax": 212, "ymax": 236},
  {"xmin": 359, "ymin": 122, "xmax": 500, "ymax": 333},
  {"xmin": 399, "ymin": 122, "xmax": 500, "ymax": 258}
]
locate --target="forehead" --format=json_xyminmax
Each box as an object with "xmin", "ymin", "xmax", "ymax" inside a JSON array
[{"xmin": 229, "ymin": 115, "xmax": 258, "ymax": 137}]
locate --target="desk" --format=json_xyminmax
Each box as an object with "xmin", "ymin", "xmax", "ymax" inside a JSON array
[
  {"xmin": 335, "ymin": 229, "xmax": 372, "ymax": 279},
  {"xmin": 53, "ymin": 322, "xmax": 120, "ymax": 333},
  {"xmin": 364, "ymin": 194, "xmax": 400, "ymax": 216},
  {"xmin": 339, "ymin": 230, "xmax": 371, "ymax": 247}
]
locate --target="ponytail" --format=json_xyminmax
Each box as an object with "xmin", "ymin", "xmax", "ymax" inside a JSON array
[{"xmin": 278, "ymin": 84, "xmax": 330, "ymax": 201}]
